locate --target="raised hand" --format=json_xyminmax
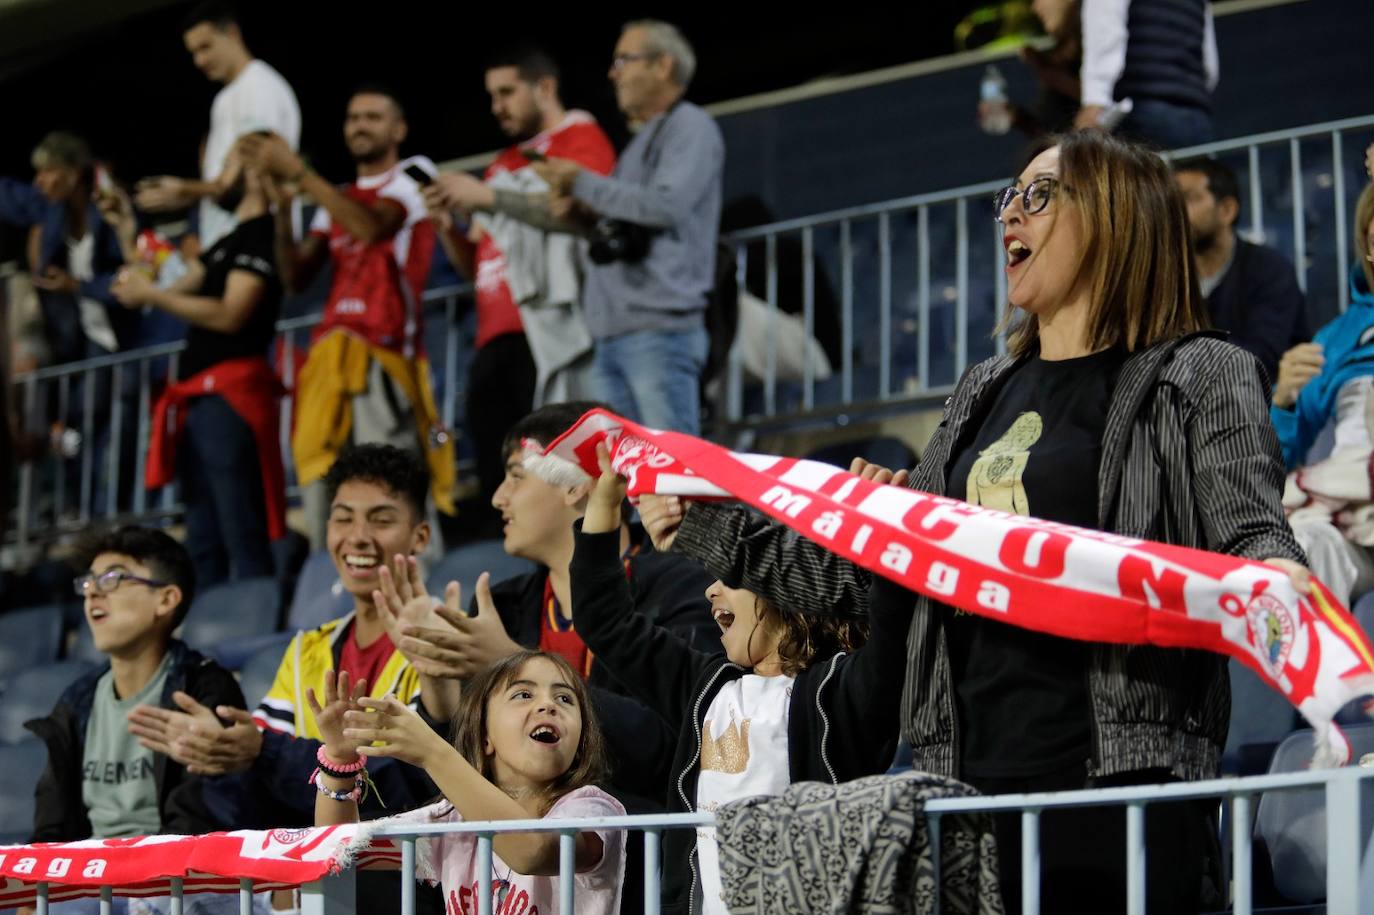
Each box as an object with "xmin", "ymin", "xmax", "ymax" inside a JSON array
[
  {"xmin": 638, "ymin": 493, "xmax": 683, "ymax": 552},
  {"xmin": 305, "ymin": 669, "xmax": 369, "ymax": 765},
  {"xmin": 584, "ymin": 441, "xmax": 627, "ymax": 534},
  {"xmin": 850, "ymin": 456, "xmax": 910, "ymax": 487},
  {"xmin": 345, "ymin": 695, "xmax": 454, "ymax": 770},
  {"xmin": 374, "ymin": 554, "xmax": 445, "ymax": 646},
  {"xmin": 397, "ymin": 572, "xmax": 521, "ymax": 680},
  {"xmin": 135, "ymin": 176, "xmax": 194, "ymax": 213},
  {"xmin": 1272, "ymin": 342, "xmax": 1324, "ymax": 409}
]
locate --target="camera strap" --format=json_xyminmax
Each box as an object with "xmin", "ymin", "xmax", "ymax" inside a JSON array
[{"xmin": 638, "ymin": 100, "xmax": 683, "ymax": 175}]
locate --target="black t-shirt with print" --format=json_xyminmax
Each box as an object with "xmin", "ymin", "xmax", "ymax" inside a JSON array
[
  {"xmin": 942, "ymin": 346, "xmax": 1125, "ymax": 778},
  {"xmin": 180, "ymin": 213, "xmax": 282, "ymax": 378}
]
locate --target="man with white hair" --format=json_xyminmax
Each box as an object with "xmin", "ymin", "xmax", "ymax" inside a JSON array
[{"xmin": 534, "ymin": 19, "xmax": 724, "ymax": 436}]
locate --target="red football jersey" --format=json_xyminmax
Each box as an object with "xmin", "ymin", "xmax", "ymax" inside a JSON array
[
  {"xmin": 311, "ymin": 156, "xmax": 437, "ymax": 357},
  {"xmin": 473, "ymin": 111, "xmax": 616, "ymax": 350}
]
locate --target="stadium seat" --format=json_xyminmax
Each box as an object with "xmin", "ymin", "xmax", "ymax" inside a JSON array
[
  {"xmin": 1353, "ymin": 591, "xmax": 1374, "ymax": 639},
  {"xmin": 66, "ymin": 620, "xmax": 104, "ymax": 665},
  {"xmin": 0, "ymin": 605, "xmax": 65, "ymax": 682},
  {"xmin": 425, "ymin": 540, "xmax": 535, "ymax": 601},
  {"xmin": 0, "ymin": 740, "xmax": 48, "ymax": 844},
  {"xmin": 287, "ymin": 551, "xmax": 353, "ymax": 631},
  {"xmin": 1223, "ymin": 660, "xmax": 1299, "ymax": 776},
  {"xmin": 237, "ymin": 632, "xmax": 295, "ymax": 710},
  {"xmin": 1254, "ymin": 723, "xmax": 1374, "ymax": 904},
  {"xmin": 0, "ymin": 660, "xmax": 100, "ymax": 745},
  {"xmin": 289, "ymin": 551, "xmax": 338, "ymax": 618},
  {"xmin": 180, "ymin": 577, "xmax": 282, "ymax": 655}
]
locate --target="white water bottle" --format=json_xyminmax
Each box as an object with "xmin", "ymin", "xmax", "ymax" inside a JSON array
[{"xmin": 979, "ymin": 65, "xmax": 1012, "ymax": 135}]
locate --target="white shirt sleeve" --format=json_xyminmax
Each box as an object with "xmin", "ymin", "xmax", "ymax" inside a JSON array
[
  {"xmin": 1080, "ymin": 0, "xmax": 1132, "ymax": 108},
  {"xmin": 308, "ymin": 204, "xmax": 331, "ymax": 237},
  {"xmin": 1203, "ymin": 4, "xmax": 1219, "ymax": 92},
  {"xmin": 380, "ymin": 156, "xmax": 437, "ymax": 227},
  {"xmin": 228, "ymin": 61, "xmax": 302, "ymax": 149}
]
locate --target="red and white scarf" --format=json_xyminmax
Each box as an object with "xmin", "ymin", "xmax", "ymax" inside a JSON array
[
  {"xmin": 0, "ymin": 826, "xmax": 400, "ymax": 908},
  {"xmin": 531, "ymin": 408, "xmax": 1374, "ymax": 767}
]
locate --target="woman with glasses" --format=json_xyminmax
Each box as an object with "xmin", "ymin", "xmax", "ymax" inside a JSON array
[{"xmin": 640, "ymin": 129, "xmax": 1307, "ymax": 914}]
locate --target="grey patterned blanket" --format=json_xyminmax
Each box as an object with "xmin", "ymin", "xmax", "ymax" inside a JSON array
[{"xmin": 715, "ymin": 771, "xmax": 1004, "ymax": 915}]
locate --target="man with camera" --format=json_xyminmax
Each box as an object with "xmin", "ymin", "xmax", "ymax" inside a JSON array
[{"xmin": 532, "ymin": 19, "xmax": 724, "ymax": 436}]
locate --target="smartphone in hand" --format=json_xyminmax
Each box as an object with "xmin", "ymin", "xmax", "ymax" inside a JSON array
[{"xmin": 404, "ymin": 163, "xmax": 435, "ymax": 186}]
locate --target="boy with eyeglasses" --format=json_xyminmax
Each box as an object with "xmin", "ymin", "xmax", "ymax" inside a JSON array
[{"xmin": 25, "ymin": 525, "xmax": 245, "ymax": 854}]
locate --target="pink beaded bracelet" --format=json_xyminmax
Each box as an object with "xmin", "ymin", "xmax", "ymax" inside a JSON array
[
  {"xmin": 311, "ymin": 769, "xmax": 362, "ymax": 803},
  {"xmin": 316, "ymin": 745, "xmax": 366, "ymax": 776}
]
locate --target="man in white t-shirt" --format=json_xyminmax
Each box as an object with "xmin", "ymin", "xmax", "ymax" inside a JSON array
[{"xmin": 137, "ymin": 1, "xmax": 300, "ymax": 251}]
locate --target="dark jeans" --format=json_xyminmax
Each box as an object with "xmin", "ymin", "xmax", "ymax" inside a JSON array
[
  {"xmin": 179, "ymin": 394, "xmax": 274, "ymax": 589},
  {"xmin": 1118, "ymin": 99, "xmax": 1214, "ymax": 150},
  {"xmin": 466, "ymin": 332, "xmax": 536, "ymax": 528},
  {"xmin": 966, "ymin": 765, "xmax": 1220, "ymax": 915}
]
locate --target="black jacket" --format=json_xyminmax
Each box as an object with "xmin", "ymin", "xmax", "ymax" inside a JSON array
[
  {"xmin": 570, "ymin": 524, "xmax": 913, "ymax": 915},
  {"xmin": 484, "ymin": 530, "xmax": 720, "ymax": 812},
  {"xmin": 1206, "ymin": 239, "xmax": 1309, "ymax": 383},
  {"xmin": 25, "ymin": 639, "xmax": 246, "ymax": 841}
]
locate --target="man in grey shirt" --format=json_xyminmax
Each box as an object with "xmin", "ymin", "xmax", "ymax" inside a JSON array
[{"xmin": 536, "ymin": 19, "xmax": 724, "ymax": 435}]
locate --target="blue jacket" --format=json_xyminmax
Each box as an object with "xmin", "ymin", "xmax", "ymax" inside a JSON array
[
  {"xmin": 0, "ymin": 177, "xmax": 137, "ymax": 350},
  {"xmin": 24, "ymin": 640, "xmax": 245, "ymax": 840},
  {"xmin": 1271, "ymin": 267, "xmax": 1374, "ymax": 470}
]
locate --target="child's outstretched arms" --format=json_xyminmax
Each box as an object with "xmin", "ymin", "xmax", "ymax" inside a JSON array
[{"xmin": 345, "ymin": 697, "xmax": 604, "ymax": 876}]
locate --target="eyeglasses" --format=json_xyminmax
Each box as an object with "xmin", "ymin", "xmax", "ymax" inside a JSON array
[
  {"xmin": 993, "ymin": 177, "xmax": 1064, "ymax": 223},
  {"xmin": 74, "ymin": 569, "xmax": 169, "ymax": 597},
  {"xmin": 610, "ymin": 52, "xmax": 658, "ymax": 72}
]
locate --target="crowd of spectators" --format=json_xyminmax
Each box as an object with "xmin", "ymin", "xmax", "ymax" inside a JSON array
[{"xmin": 4, "ymin": 2, "xmax": 1374, "ymax": 914}]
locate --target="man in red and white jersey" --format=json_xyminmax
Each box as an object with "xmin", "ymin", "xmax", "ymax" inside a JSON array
[
  {"xmin": 242, "ymin": 84, "xmax": 454, "ymax": 550},
  {"xmin": 425, "ymin": 45, "xmax": 615, "ymax": 531}
]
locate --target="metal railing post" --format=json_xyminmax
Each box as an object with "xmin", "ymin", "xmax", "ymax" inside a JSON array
[
  {"xmin": 1291, "ymin": 137, "xmax": 1307, "ymax": 293},
  {"xmin": 402, "ymin": 837, "xmax": 416, "ymax": 915},
  {"xmin": 1232, "ymin": 794, "xmax": 1254, "ymax": 915},
  {"xmin": 1333, "ymin": 130, "xmax": 1350, "ymax": 311},
  {"xmin": 1325, "ymin": 767, "xmax": 1361, "ymax": 915},
  {"xmin": 1021, "ymin": 809, "xmax": 1040, "ymax": 915}
]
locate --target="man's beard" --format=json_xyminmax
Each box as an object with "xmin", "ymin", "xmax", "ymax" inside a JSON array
[
  {"xmin": 349, "ymin": 136, "xmax": 390, "ymax": 165},
  {"xmin": 502, "ymin": 115, "xmax": 542, "ymax": 143},
  {"xmin": 1191, "ymin": 226, "xmax": 1220, "ymax": 255}
]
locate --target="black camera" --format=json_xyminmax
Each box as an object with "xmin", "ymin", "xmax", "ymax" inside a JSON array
[{"xmin": 588, "ymin": 218, "xmax": 655, "ymax": 265}]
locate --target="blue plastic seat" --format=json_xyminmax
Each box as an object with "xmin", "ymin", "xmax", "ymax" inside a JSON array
[
  {"xmin": 287, "ymin": 551, "xmax": 354, "ymax": 631},
  {"xmin": 179, "ymin": 577, "xmax": 283, "ymax": 655},
  {"xmin": 237, "ymin": 632, "xmax": 296, "ymax": 710},
  {"xmin": 0, "ymin": 740, "xmax": 48, "ymax": 843},
  {"xmin": 1223, "ymin": 660, "xmax": 1299, "ymax": 775},
  {"xmin": 0, "ymin": 660, "xmax": 100, "ymax": 745},
  {"xmin": 0, "ymin": 605, "xmax": 65, "ymax": 682},
  {"xmin": 425, "ymin": 540, "xmax": 536, "ymax": 602},
  {"xmin": 1254, "ymin": 723, "xmax": 1374, "ymax": 904}
]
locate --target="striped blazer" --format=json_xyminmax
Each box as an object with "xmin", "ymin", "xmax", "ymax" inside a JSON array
[{"xmin": 674, "ymin": 334, "xmax": 1305, "ymax": 781}]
